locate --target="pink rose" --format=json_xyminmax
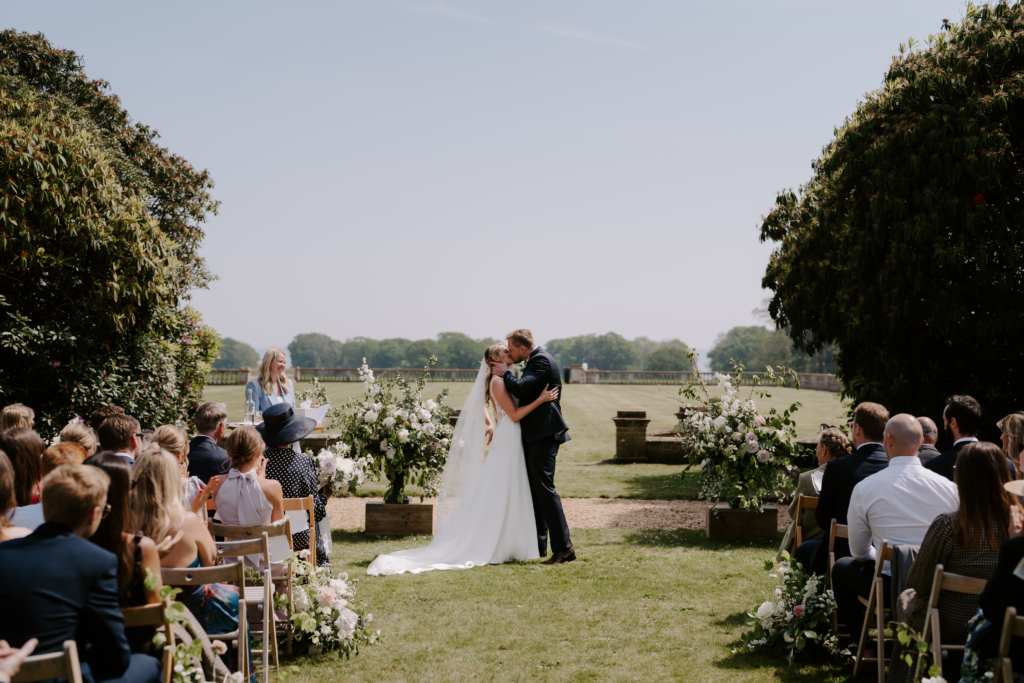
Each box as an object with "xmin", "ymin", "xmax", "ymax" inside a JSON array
[
  {"xmin": 792, "ymin": 604, "xmax": 805, "ymax": 618},
  {"xmin": 754, "ymin": 415, "xmax": 766, "ymax": 427},
  {"xmin": 317, "ymin": 587, "xmax": 337, "ymax": 606}
]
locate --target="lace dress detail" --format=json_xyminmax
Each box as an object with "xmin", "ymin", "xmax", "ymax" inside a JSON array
[{"xmin": 491, "ymin": 379, "xmax": 507, "ymax": 426}]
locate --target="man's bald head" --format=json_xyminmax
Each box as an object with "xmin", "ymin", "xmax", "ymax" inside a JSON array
[
  {"xmin": 917, "ymin": 416, "xmax": 938, "ymax": 445},
  {"xmin": 883, "ymin": 414, "xmax": 925, "ymax": 458}
]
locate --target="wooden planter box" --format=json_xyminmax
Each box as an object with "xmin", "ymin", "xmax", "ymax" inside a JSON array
[
  {"xmin": 364, "ymin": 502, "xmax": 433, "ymax": 536},
  {"xmin": 705, "ymin": 504, "xmax": 777, "ymax": 540}
]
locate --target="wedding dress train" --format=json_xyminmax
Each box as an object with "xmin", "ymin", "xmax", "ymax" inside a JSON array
[{"xmin": 366, "ymin": 387, "xmax": 539, "ymax": 576}]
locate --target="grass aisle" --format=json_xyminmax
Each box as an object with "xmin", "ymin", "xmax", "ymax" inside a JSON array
[{"xmin": 280, "ymin": 529, "xmax": 845, "ymax": 682}]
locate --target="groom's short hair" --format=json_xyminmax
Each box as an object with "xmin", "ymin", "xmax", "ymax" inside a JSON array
[{"xmin": 506, "ymin": 329, "xmax": 534, "ymax": 349}]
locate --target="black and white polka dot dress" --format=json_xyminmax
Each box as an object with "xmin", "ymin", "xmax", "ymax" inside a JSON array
[{"xmin": 263, "ymin": 446, "xmax": 329, "ymax": 568}]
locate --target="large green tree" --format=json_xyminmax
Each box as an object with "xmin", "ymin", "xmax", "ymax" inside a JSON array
[
  {"xmin": 288, "ymin": 333, "xmax": 343, "ymax": 367},
  {"xmin": 213, "ymin": 338, "xmax": 259, "ymax": 369},
  {"xmin": 760, "ymin": 4, "xmax": 1024, "ymax": 431},
  {"xmin": 0, "ymin": 31, "xmax": 219, "ymax": 433}
]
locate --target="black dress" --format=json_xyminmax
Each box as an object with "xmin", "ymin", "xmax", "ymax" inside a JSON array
[{"xmin": 263, "ymin": 446, "xmax": 329, "ymax": 568}]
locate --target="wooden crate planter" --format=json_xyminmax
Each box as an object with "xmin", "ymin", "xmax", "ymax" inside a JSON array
[
  {"xmin": 705, "ymin": 504, "xmax": 777, "ymax": 540},
  {"xmin": 364, "ymin": 502, "xmax": 433, "ymax": 536}
]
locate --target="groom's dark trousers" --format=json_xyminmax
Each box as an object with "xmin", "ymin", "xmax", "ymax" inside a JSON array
[{"xmin": 503, "ymin": 346, "xmax": 573, "ymax": 556}]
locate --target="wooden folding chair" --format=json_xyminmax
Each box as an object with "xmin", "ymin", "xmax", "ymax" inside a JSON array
[
  {"xmin": 122, "ymin": 602, "xmax": 176, "ymax": 683},
  {"xmin": 162, "ymin": 563, "xmax": 249, "ymax": 682},
  {"xmin": 911, "ymin": 564, "xmax": 987, "ymax": 680},
  {"xmin": 827, "ymin": 520, "xmax": 851, "ymax": 636},
  {"xmin": 11, "ymin": 641, "xmax": 83, "ymax": 683},
  {"xmin": 997, "ymin": 606, "xmax": 1024, "ymax": 683},
  {"xmin": 282, "ymin": 495, "xmax": 317, "ymax": 570},
  {"xmin": 791, "ymin": 494, "xmax": 819, "ymax": 556},
  {"xmin": 853, "ymin": 540, "xmax": 896, "ymax": 682}
]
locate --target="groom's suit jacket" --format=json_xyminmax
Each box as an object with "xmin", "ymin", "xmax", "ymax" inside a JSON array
[{"xmin": 502, "ymin": 346, "xmax": 570, "ymax": 445}]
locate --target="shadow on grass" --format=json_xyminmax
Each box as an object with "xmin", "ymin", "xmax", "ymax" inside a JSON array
[
  {"xmin": 622, "ymin": 528, "xmax": 784, "ymax": 551},
  {"xmin": 618, "ymin": 470, "xmax": 700, "ymax": 499}
]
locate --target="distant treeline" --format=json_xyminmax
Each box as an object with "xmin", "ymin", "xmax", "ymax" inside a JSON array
[{"xmin": 212, "ymin": 328, "xmax": 837, "ymax": 374}]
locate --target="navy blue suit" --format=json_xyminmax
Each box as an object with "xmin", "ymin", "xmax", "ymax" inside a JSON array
[
  {"xmin": 188, "ymin": 434, "xmax": 231, "ymax": 484},
  {"xmin": 0, "ymin": 523, "xmax": 160, "ymax": 683},
  {"xmin": 503, "ymin": 346, "xmax": 572, "ymax": 556},
  {"xmin": 924, "ymin": 439, "xmax": 1018, "ymax": 481}
]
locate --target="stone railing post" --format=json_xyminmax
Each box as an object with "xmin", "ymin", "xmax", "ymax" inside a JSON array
[{"xmin": 612, "ymin": 411, "xmax": 651, "ymax": 462}]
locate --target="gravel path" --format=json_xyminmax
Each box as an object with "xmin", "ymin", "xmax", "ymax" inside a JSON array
[{"xmin": 327, "ymin": 497, "xmax": 791, "ymax": 532}]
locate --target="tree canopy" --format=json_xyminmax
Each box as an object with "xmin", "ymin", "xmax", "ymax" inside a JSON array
[
  {"xmin": 760, "ymin": 4, "xmax": 1024, "ymax": 430},
  {"xmin": 289, "ymin": 333, "xmax": 344, "ymax": 368},
  {"xmin": 214, "ymin": 338, "xmax": 259, "ymax": 369},
  {"xmin": 708, "ymin": 327, "xmax": 837, "ymax": 373}
]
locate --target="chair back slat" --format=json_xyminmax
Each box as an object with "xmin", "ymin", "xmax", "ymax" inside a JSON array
[
  {"xmin": 801, "ymin": 495, "xmax": 819, "ymax": 510},
  {"xmin": 829, "ymin": 520, "xmax": 849, "ymax": 552},
  {"xmin": 121, "ymin": 602, "xmax": 167, "ymax": 629},
  {"xmin": 217, "ymin": 537, "xmax": 268, "ymax": 558},
  {"xmin": 282, "ymin": 496, "xmax": 316, "ymax": 569},
  {"xmin": 208, "ymin": 519, "xmax": 290, "ymax": 539},
  {"xmin": 12, "ymin": 641, "xmax": 82, "ymax": 683},
  {"xmin": 939, "ymin": 572, "xmax": 987, "ymax": 595},
  {"xmin": 162, "ymin": 562, "xmax": 244, "ymax": 586}
]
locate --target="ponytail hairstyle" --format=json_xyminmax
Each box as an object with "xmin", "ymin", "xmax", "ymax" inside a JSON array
[{"xmin": 483, "ymin": 344, "xmax": 506, "ymax": 404}]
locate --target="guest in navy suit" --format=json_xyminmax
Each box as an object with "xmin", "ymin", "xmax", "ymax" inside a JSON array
[
  {"xmin": 925, "ymin": 395, "xmax": 1017, "ymax": 481},
  {"xmin": 794, "ymin": 402, "xmax": 890, "ymax": 574},
  {"xmin": 0, "ymin": 464, "xmax": 160, "ymax": 683},
  {"xmin": 188, "ymin": 402, "xmax": 231, "ymax": 484}
]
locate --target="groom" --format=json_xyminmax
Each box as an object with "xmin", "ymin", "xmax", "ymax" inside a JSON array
[{"xmin": 490, "ymin": 329, "xmax": 575, "ymax": 565}]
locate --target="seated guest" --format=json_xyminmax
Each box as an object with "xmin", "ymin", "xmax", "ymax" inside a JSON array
[
  {"xmin": 998, "ymin": 411, "xmax": 1024, "ymax": 477},
  {"xmin": 134, "ymin": 447, "xmax": 239, "ymax": 635},
  {"xmin": 0, "ymin": 404, "xmax": 34, "ymax": 431},
  {"xmin": 213, "ymin": 426, "xmax": 285, "ymax": 568},
  {"xmin": 926, "ymin": 395, "xmax": 1018, "ymax": 480},
  {"xmin": 2, "ymin": 428, "xmax": 46, "ymax": 531},
  {"xmin": 152, "ymin": 425, "xmax": 208, "ymax": 514},
  {"xmin": 916, "ymin": 416, "xmax": 941, "ymax": 465},
  {"xmin": 59, "ymin": 420, "xmax": 98, "ymax": 457},
  {"xmin": 959, "ymin": 493, "xmax": 1024, "ymax": 682},
  {"xmin": 91, "ymin": 405, "xmax": 125, "ymax": 431},
  {"xmin": 246, "ymin": 348, "xmax": 295, "ymax": 413},
  {"xmin": 0, "ymin": 452, "xmax": 30, "ymax": 543},
  {"xmin": 796, "ymin": 402, "xmax": 890, "ymax": 575},
  {"xmin": 888, "ymin": 442, "xmax": 1013, "ymax": 683},
  {"xmin": 778, "ymin": 426, "xmax": 850, "ymax": 563},
  {"xmin": 98, "ymin": 415, "xmax": 143, "ymax": 466},
  {"xmin": 42, "ymin": 442, "xmax": 88, "ymax": 478},
  {"xmin": 833, "ymin": 414, "xmax": 960, "ymax": 630},
  {"xmin": 0, "ymin": 464, "xmax": 162, "ymax": 683},
  {"xmin": 257, "ymin": 404, "xmax": 328, "ymax": 567},
  {"xmin": 188, "ymin": 402, "xmax": 231, "ymax": 484}
]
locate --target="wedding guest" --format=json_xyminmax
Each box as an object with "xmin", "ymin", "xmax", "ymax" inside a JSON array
[
  {"xmin": 213, "ymin": 426, "xmax": 285, "ymax": 568},
  {"xmin": 796, "ymin": 402, "xmax": 890, "ymax": 575},
  {"xmin": 245, "ymin": 348, "xmax": 295, "ymax": 413},
  {"xmin": 0, "ymin": 464, "xmax": 162, "ymax": 683},
  {"xmin": 152, "ymin": 425, "xmax": 206, "ymax": 514},
  {"xmin": 0, "ymin": 452, "xmax": 30, "ymax": 543},
  {"xmin": 90, "ymin": 405, "xmax": 124, "ymax": 430},
  {"xmin": 778, "ymin": 426, "xmax": 850, "ymax": 563},
  {"xmin": 257, "ymin": 404, "xmax": 328, "ymax": 567},
  {"xmin": 916, "ymin": 416, "xmax": 941, "ymax": 465},
  {"xmin": 998, "ymin": 412, "xmax": 1024, "ymax": 475},
  {"xmin": 98, "ymin": 415, "xmax": 143, "ymax": 466},
  {"xmin": 833, "ymin": 414, "xmax": 959, "ymax": 631},
  {"xmin": 888, "ymin": 442, "xmax": 1012, "ymax": 683},
  {"xmin": 134, "ymin": 447, "xmax": 239, "ymax": 635},
  {"xmin": 188, "ymin": 402, "xmax": 231, "ymax": 484},
  {"xmin": 60, "ymin": 420, "xmax": 98, "ymax": 457},
  {"xmin": 2, "ymin": 428, "xmax": 46, "ymax": 531},
  {"xmin": 0, "ymin": 404, "xmax": 33, "ymax": 431},
  {"xmin": 926, "ymin": 395, "xmax": 1018, "ymax": 480},
  {"xmin": 42, "ymin": 443, "xmax": 88, "ymax": 478}
]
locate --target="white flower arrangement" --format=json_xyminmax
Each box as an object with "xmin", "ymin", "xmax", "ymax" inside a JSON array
[
  {"xmin": 310, "ymin": 442, "xmax": 372, "ymax": 497},
  {"xmin": 289, "ymin": 555, "xmax": 381, "ymax": 658}
]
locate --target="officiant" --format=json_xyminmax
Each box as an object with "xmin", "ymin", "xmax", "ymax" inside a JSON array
[{"xmin": 245, "ymin": 348, "xmax": 295, "ymax": 412}]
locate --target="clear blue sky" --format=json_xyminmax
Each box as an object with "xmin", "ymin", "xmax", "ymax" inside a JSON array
[{"xmin": 6, "ymin": 1, "xmax": 963, "ymax": 351}]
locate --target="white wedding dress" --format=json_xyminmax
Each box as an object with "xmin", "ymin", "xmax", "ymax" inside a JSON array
[{"xmin": 366, "ymin": 369, "xmax": 539, "ymax": 576}]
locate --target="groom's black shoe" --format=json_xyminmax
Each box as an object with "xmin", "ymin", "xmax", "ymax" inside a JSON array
[{"xmin": 542, "ymin": 547, "xmax": 576, "ymax": 565}]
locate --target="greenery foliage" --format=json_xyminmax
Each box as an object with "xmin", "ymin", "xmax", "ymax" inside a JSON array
[
  {"xmin": 0, "ymin": 31, "xmax": 219, "ymax": 434},
  {"xmin": 760, "ymin": 4, "xmax": 1024, "ymax": 426},
  {"xmin": 709, "ymin": 327, "xmax": 837, "ymax": 374},
  {"xmin": 289, "ymin": 333, "xmax": 345, "ymax": 367},
  {"xmin": 286, "ymin": 332, "xmax": 499, "ymax": 369},
  {"xmin": 546, "ymin": 333, "xmax": 689, "ymax": 371},
  {"xmin": 213, "ymin": 337, "xmax": 258, "ymax": 369}
]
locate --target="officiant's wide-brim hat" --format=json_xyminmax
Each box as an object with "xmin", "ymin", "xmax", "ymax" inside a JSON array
[{"xmin": 256, "ymin": 404, "xmax": 317, "ymax": 447}]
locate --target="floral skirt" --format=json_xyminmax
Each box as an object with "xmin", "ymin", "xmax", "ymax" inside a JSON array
[
  {"xmin": 960, "ymin": 608, "xmax": 1014, "ymax": 683},
  {"xmin": 180, "ymin": 582, "xmax": 240, "ymax": 635}
]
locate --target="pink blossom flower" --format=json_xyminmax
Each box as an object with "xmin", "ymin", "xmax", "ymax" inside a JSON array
[
  {"xmin": 753, "ymin": 415, "xmax": 766, "ymax": 427},
  {"xmin": 793, "ymin": 605, "xmax": 805, "ymax": 618},
  {"xmin": 317, "ymin": 587, "xmax": 337, "ymax": 606}
]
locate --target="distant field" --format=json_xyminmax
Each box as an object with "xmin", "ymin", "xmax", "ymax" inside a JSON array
[{"xmin": 202, "ymin": 381, "xmax": 849, "ymax": 500}]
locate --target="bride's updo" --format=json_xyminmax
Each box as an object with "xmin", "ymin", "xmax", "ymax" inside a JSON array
[{"xmin": 483, "ymin": 343, "xmax": 505, "ymax": 402}]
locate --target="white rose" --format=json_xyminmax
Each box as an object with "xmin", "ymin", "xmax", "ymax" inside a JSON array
[
  {"xmin": 318, "ymin": 455, "xmax": 338, "ymax": 475},
  {"xmin": 745, "ymin": 432, "xmax": 758, "ymax": 443},
  {"xmin": 383, "ymin": 416, "xmax": 396, "ymax": 428},
  {"xmin": 440, "ymin": 438, "xmax": 449, "ymax": 446},
  {"xmin": 395, "ymin": 409, "xmax": 406, "ymax": 419},
  {"xmin": 425, "ymin": 399, "xmax": 437, "ymax": 412},
  {"xmin": 336, "ymin": 442, "xmax": 350, "ymax": 454},
  {"xmin": 380, "ymin": 439, "xmax": 388, "ymax": 451},
  {"xmin": 363, "ymin": 410, "xmax": 378, "ymax": 423},
  {"xmin": 757, "ymin": 450, "xmax": 772, "ymax": 463},
  {"xmin": 755, "ymin": 601, "xmax": 774, "ymax": 621},
  {"xmin": 411, "ymin": 420, "xmax": 421, "ymax": 431},
  {"xmin": 418, "ymin": 408, "xmax": 431, "ymax": 421},
  {"xmin": 335, "ymin": 608, "xmax": 358, "ymax": 639},
  {"xmin": 712, "ymin": 416, "xmax": 727, "ymax": 429},
  {"xmin": 423, "ymin": 423, "xmax": 436, "ymax": 436},
  {"xmin": 398, "ymin": 429, "xmax": 409, "ymax": 443},
  {"xmin": 373, "ymin": 403, "xmax": 383, "ymax": 412},
  {"xmin": 385, "ymin": 448, "xmax": 395, "ymax": 461},
  {"xmin": 747, "ymin": 440, "xmax": 760, "ymax": 453}
]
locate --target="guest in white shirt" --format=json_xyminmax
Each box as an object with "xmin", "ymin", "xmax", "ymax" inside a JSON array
[
  {"xmin": 97, "ymin": 415, "xmax": 143, "ymax": 466},
  {"xmin": 832, "ymin": 414, "xmax": 960, "ymax": 629}
]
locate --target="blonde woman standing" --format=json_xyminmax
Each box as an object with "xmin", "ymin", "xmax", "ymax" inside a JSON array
[{"xmin": 245, "ymin": 348, "xmax": 294, "ymax": 413}]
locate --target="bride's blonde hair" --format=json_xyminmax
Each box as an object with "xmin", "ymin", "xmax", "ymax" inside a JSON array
[{"xmin": 483, "ymin": 344, "xmax": 506, "ymax": 403}]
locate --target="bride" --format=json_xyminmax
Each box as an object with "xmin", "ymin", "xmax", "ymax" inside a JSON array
[{"xmin": 366, "ymin": 343, "xmax": 559, "ymax": 576}]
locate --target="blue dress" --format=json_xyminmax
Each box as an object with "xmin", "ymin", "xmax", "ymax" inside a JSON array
[
  {"xmin": 245, "ymin": 379, "xmax": 295, "ymax": 413},
  {"xmin": 177, "ymin": 557, "xmax": 240, "ymax": 635}
]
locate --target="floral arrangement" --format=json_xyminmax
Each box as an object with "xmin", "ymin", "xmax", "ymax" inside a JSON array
[
  {"xmin": 289, "ymin": 553, "xmax": 380, "ymax": 657},
  {"xmin": 740, "ymin": 552, "xmax": 841, "ymax": 661},
  {"xmin": 676, "ymin": 355, "xmax": 801, "ymax": 511},
  {"xmin": 143, "ymin": 570, "xmax": 210, "ymax": 683},
  {"xmin": 296, "ymin": 377, "xmax": 330, "ymax": 409},
  {"xmin": 325, "ymin": 357, "xmax": 454, "ymax": 502},
  {"xmin": 310, "ymin": 442, "xmax": 372, "ymax": 497}
]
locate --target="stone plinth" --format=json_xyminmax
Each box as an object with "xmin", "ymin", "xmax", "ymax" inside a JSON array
[
  {"xmin": 612, "ymin": 411, "xmax": 651, "ymax": 462},
  {"xmin": 705, "ymin": 505, "xmax": 778, "ymax": 540},
  {"xmin": 364, "ymin": 502, "xmax": 433, "ymax": 536}
]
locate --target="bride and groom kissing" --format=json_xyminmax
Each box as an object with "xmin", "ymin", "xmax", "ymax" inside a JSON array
[{"xmin": 367, "ymin": 329, "xmax": 576, "ymax": 576}]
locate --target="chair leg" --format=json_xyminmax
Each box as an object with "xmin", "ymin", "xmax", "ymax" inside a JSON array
[
  {"xmin": 239, "ymin": 600, "xmax": 249, "ymax": 682},
  {"xmin": 876, "ymin": 582, "xmax": 885, "ymax": 683},
  {"xmin": 854, "ymin": 578, "xmax": 878, "ymax": 678},
  {"xmin": 263, "ymin": 587, "xmax": 271, "ymax": 683}
]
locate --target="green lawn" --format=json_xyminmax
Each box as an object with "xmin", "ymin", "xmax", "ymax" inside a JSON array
[
  {"xmin": 202, "ymin": 382, "xmax": 849, "ymax": 500},
  {"xmin": 275, "ymin": 528, "xmax": 846, "ymax": 683}
]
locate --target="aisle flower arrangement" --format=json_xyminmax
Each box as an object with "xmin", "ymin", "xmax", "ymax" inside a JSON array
[
  {"xmin": 325, "ymin": 357, "xmax": 454, "ymax": 502},
  {"xmin": 740, "ymin": 552, "xmax": 841, "ymax": 661},
  {"xmin": 676, "ymin": 354, "xmax": 801, "ymax": 511},
  {"xmin": 310, "ymin": 442, "xmax": 373, "ymax": 497},
  {"xmin": 289, "ymin": 554, "xmax": 381, "ymax": 657}
]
